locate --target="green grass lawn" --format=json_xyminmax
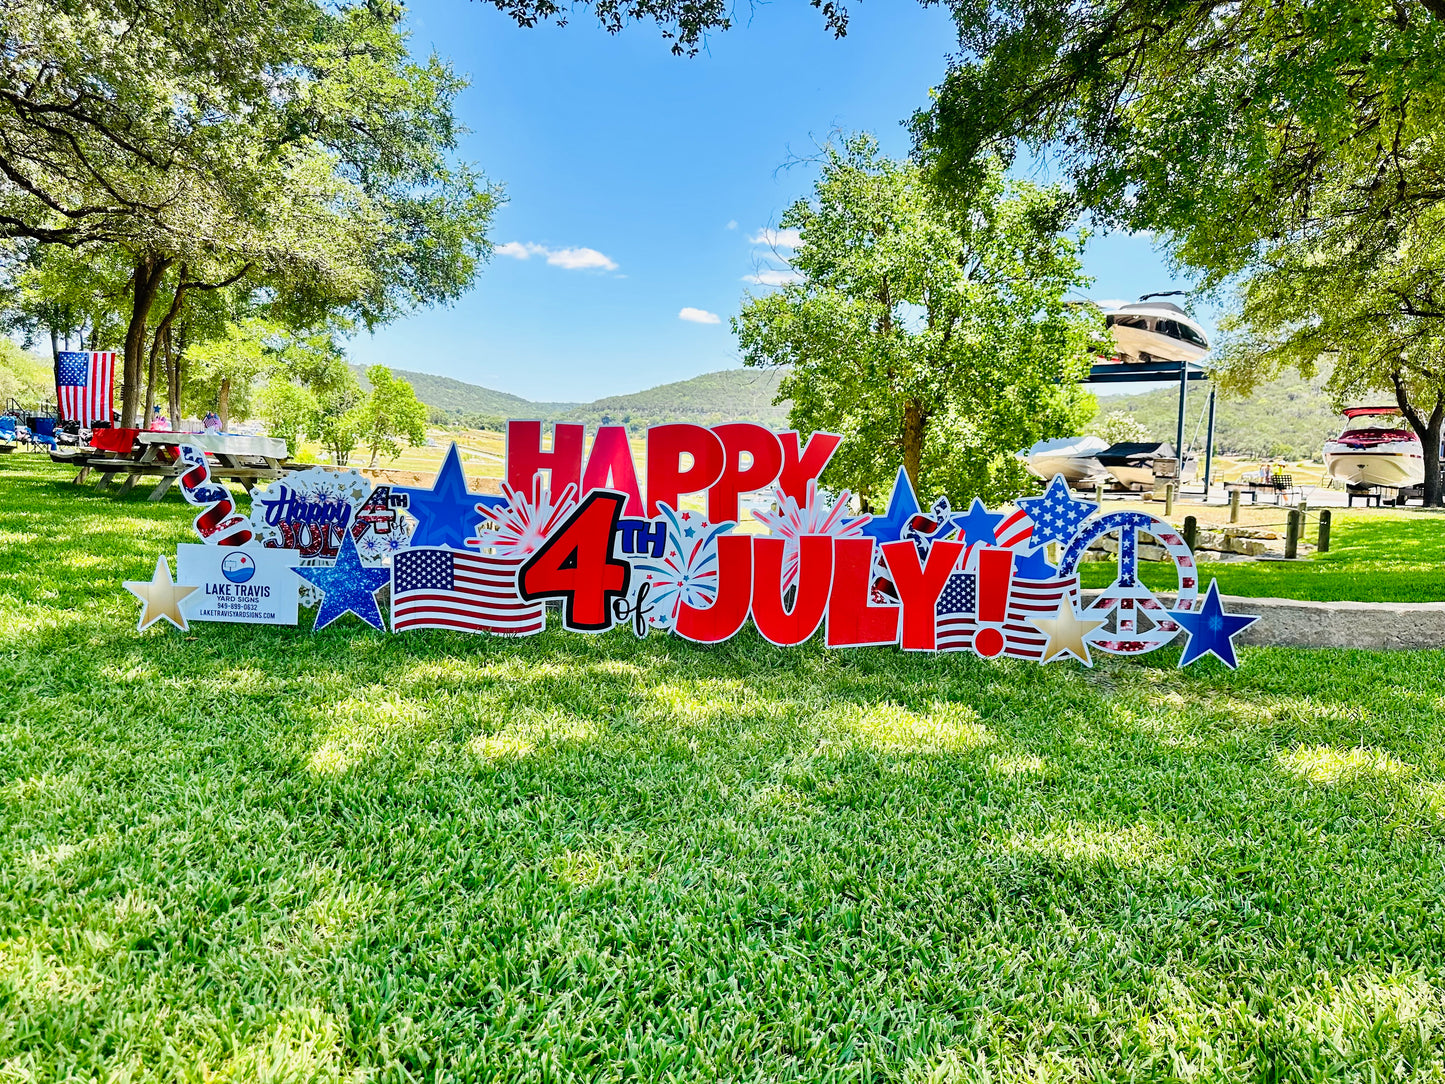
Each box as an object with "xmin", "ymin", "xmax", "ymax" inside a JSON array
[
  {"xmin": 4, "ymin": 455, "xmax": 1445, "ymax": 1082},
  {"xmin": 1077, "ymin": 510, "xmax": 1445, "ymax": 602}
]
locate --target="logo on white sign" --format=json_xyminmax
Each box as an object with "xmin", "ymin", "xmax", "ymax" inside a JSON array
[{"xmin": 177, "ymin": 544, "xmax": 302, "ymax": 625}]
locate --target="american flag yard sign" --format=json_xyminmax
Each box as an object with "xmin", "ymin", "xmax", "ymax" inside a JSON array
[
  {"xmin": 391, "ymin": 547, "xmax": 545, "ymax": 636},
  {"xmin": 56, "ymin": 351, "xmax": 116, "ymax": 425},
  {"xmin": 935, "ymin": 568, "xmax": 1079, "ymax": 659}
]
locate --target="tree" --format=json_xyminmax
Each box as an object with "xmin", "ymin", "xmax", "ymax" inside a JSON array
[
  {"xmin": 911, "ymin": 0, "xmax": 1445, "ymax": 498},
  {"xmin": 256, "ymin": 376, "xmax": 318, "ymax": 459},
  {"xmin": 353, "ymin": 365, "xmax": 429, "ymax": 468},
  {"xmin": 469, "ymin": 0, "xmax": 848, "ymax": 55},
  {"xmin": 0, "ymin": 245, "xmax": 129, "ymax": 386},
  {"xmin": 1091, "ymin": 409, "xmax": 1150, "ymax": 446},
  {"xmin": 184, "ymin": 320, "xmax": 272, "ymax": 429},
  {"xmin": 734, "ymin": 136, "xmax": 1100, "ymax": 507},
  {"xmin": 915, "ymin": 0, "xmax": 1445, "ymax": 279},
  {"xmin": 1215, "ymin": 191, "xmax": 1445, "ymax": 503},
  {"xmin": 1, "ymin": 1, "xmax": 500, "ymax": 426}
]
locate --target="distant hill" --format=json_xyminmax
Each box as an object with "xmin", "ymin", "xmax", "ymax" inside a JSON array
[
  {"xmin": 351, "ymin": 365, "xmax": 577, "ymax": 418},
  {"xmin": 1095, "ymin": 370, "xmax": 1341, "ymax": 460},
  {"xmin": 559, "ymin": 369, "xmax": 788, "ymax": 431},
  {"xmin": 358, "ymin": 364, "xmax": 791, "ymax": 432}
]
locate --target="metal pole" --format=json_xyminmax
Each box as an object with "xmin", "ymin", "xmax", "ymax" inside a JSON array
[
  {"xmin": 1203, "ymin": 384, "xmax": 1217, "ymax": 499},
  {"xmin": 1175, "ymin": 361, "xmax": 1188, "ymax": 477}
]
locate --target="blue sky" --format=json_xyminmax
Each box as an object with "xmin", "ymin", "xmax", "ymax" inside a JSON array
[{"xmin": 348, "ymin": 0, "xmax": 1194, "ymax": 403}]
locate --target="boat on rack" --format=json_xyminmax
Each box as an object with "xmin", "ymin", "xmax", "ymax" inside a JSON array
[
  {"xmin": 1096, "ymin": 441, "xmax": 1198, "ymax": 491},
  {"xmin": 1086, "ymin": 299, "xmax": 1213, "ymax": 378},
  {"xmin": 1322, "ymin": 407, "xmax": 1425, "ymax": 489},
  {"xmin": 1019, "ymin": 435, "xmax": 1111, "ymax": 487},
  {"xmin": 1100, "ymin": 301, "xmax": 1211, "ymax": 365}
]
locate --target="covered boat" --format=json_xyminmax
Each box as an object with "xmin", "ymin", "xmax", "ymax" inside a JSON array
[
  {"xmin": 1019, "ymin": 435, "xmax": 1110, "ymax": 487},
  {"xmin": 1098, "ymin": 441, "xmax": 1196, "ymax": 490},
  {"xmin": 1323, "ymin": 407, "xmax": 1424, "ymax": 489}
]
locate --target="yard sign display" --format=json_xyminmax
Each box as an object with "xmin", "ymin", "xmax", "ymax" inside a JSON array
[{"xmin": 126, "ymin": 422, "xmax": 1258, "ymax": 667}]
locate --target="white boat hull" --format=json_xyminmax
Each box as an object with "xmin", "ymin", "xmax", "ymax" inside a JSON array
[
  {"xmin": 1025, "ymin": 453, "xmax": 1108, "ymax": 486},
  {"xmin": 1323, "ymin": 441, "xmax": 1425, "ymax": 488},
  {"xmin": 1108, "ymin": 325, "xmax": 1210, "ymax": 365}
]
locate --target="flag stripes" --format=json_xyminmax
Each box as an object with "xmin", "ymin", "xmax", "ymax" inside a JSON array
[
  {"xmin": 56, "ymin": 351, "xmax": 115, "ymax": 426},
  {"xmin": 391, "ymin": 548, "xmax": 545, "ymax": 636}
]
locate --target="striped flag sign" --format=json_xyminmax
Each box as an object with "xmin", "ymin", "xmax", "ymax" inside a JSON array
[
  {"xmin": 391, "ymin": 547, "xmax": 545, "ymax": 636},
  {"xmin": 56, "ymin": 351, "xmax": 116, "ymax": 426},
  {"xmin": 935, "ymin": 569, "xmax": 1079, "ymax": 659}
]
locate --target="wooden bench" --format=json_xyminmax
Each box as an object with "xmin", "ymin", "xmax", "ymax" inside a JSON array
[{"xmin": 1225, "ymin": 476, "xmax": 1294, "ymax": 505}]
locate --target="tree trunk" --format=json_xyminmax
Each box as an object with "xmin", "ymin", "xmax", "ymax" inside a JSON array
[
  {"xmin": 166, "ymin": 326, "xmax": 181, "ymax": 429},
  {"xmin": 1392, "ymin": 374, "xmax": 1445, "ymax": 507},
  {"xmin": 144, "ymin": 331, "xmax": 160, "ymax": 427},
  {"xmin": 120, "ymin": 254, "xmax": 171, "ymax": 428},
  {"xmin": 901, "ymin": 398, "xmax": 928, "ymax": 490},
  {"xmin": 49, "ymin": 328, "xmax": 61, "ymax": 419},
  {"xmin": 219, "ymin": 377, "xmax": 231, "ymax": 430}
]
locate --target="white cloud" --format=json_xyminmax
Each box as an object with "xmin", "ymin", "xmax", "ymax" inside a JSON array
[
  {"xmin": 726, "ymin": 220, "xmax": 738, "ymax": 230},
  {"xmin": 750, "ymin": 227, "xmax": 802, "ymax": 250},
  {"xmin": 742, "ymin": 268, "xmax": 806, "ymax": 286},
  {"xmin": 495, "ymin": 241, "xmax": 537, "ymax": 260},
  {"xmin": 544, "ymin": 246, "xmax": 618, "ymax": 271},
  {"xmin": 493, "ymin": 241, "xmax": 618, "ymax": 271},
  {"xmin": 678, "ymin": 307, "xmax": 721, "ymax": 324}
]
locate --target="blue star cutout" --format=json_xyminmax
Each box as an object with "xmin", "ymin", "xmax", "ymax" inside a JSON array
[
  {"xmin": 293, "ymin": 531, "xmax": 391, "ymax": 631},
  {"xmin": 955, "ymin": 498, "xmax": 1004, "ymax": 547},
  {"xmin": 391, "ymin": 443, "xmax": 505, "ymax": 550},
  {"xmin": 1171, "ymin": 579, "xmax": 1259, "ymax": 669},
  {"xmin": 1016, "ymin": 473, "xmax": 1099, "ymax": 546},
  {"xmin": 859, "ymin": 467, "xmax": 921, "ymax": 544},
  {"xmin": 1012, "ymin": 545, "xmax": 1057, "ymax": 580}
]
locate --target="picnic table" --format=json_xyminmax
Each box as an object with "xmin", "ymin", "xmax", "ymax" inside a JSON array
[
  {"xmin": 72, "ymin": 431, "xmax": 291, "ymax": 500},
  {"xmin": 1224, "ymin": 474, "xmax": 1295, "ymax": 506}
]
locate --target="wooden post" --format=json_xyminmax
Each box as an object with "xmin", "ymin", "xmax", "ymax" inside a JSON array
[
  {"xmin": 1317, "ymin": 509, "xmax": 1331, "ymax": 553},
  {"xmin": 1095, "ymin": 483, "xmax": 1104, "ymax": 505},
  {"xmin": 1164, "ymin": 483, "xmax": 1174, "ymax": 517},
  {"xmin": 1230, "ymin": 487, "xmax": 1240, "ymax": 524},
  {"xmin": 1285, "ymin": 508, "xmax": 1301, "ymax": 559},
  {"xmin": 1183, "ymin": 515, "xmax": 1198, "ymax": 551}
]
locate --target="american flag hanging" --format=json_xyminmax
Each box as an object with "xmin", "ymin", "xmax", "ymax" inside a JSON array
[
  {"xmin": 56, "ymin": 351, "xmax": 116, "ymax": 426},
  {"xmin": 391, "ymin": 547, "xmax": 545, "ymax": 636}
]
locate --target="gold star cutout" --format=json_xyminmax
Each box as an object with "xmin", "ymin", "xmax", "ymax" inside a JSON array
[
  {"xmin": 124, "ymin": 555, "xmax": 199, "ymax": 632},
  {"xmin": 1029, "ymin": 596, "xmax": 1106, "ymax": 666}
]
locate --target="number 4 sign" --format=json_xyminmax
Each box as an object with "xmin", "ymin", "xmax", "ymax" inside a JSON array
[{"xmin": 519, "ymin": 491, "xmax": 633, "ymax": 631}]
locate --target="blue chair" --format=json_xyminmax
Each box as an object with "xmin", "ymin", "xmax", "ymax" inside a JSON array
[
  {"xmin": 29, "ymin": 416, "xmax": 58, "ymax": 451},
  {"xmin": 0, "ymin": 416, "xmax": 16, "ymax": 445}
]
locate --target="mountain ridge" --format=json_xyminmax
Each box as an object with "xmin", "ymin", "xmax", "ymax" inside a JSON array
[{"xmin": 353, "ymin": 364, "xmax": 790, "ymax": 431}]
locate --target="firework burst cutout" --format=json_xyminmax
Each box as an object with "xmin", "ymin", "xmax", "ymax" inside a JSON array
[
  {"xmin": 469, "ymin": 480, "xmax": 579, "ymax": 558},
  {"xmin": 754, "ymin": 480, "xmax": 869, "ymax": 591},
  {"xmin": 629, "ymin": 503, "xmax": 735, "ymax": 632}
]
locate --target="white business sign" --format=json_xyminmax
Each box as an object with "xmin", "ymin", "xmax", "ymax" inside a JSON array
[{"xmin": 177, "ymin": 543, "xmax": 302, "ymax": 625}]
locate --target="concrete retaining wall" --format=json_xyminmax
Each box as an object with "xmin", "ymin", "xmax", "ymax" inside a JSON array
[{"xmin": 1081, "ymin": 591, "xmax": 1445, "ymax": 650}]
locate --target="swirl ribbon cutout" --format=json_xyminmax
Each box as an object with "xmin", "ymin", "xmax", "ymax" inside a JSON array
[{"xmin": 174, "ymin": 444, "xmax": 254, "ymax": 546}]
